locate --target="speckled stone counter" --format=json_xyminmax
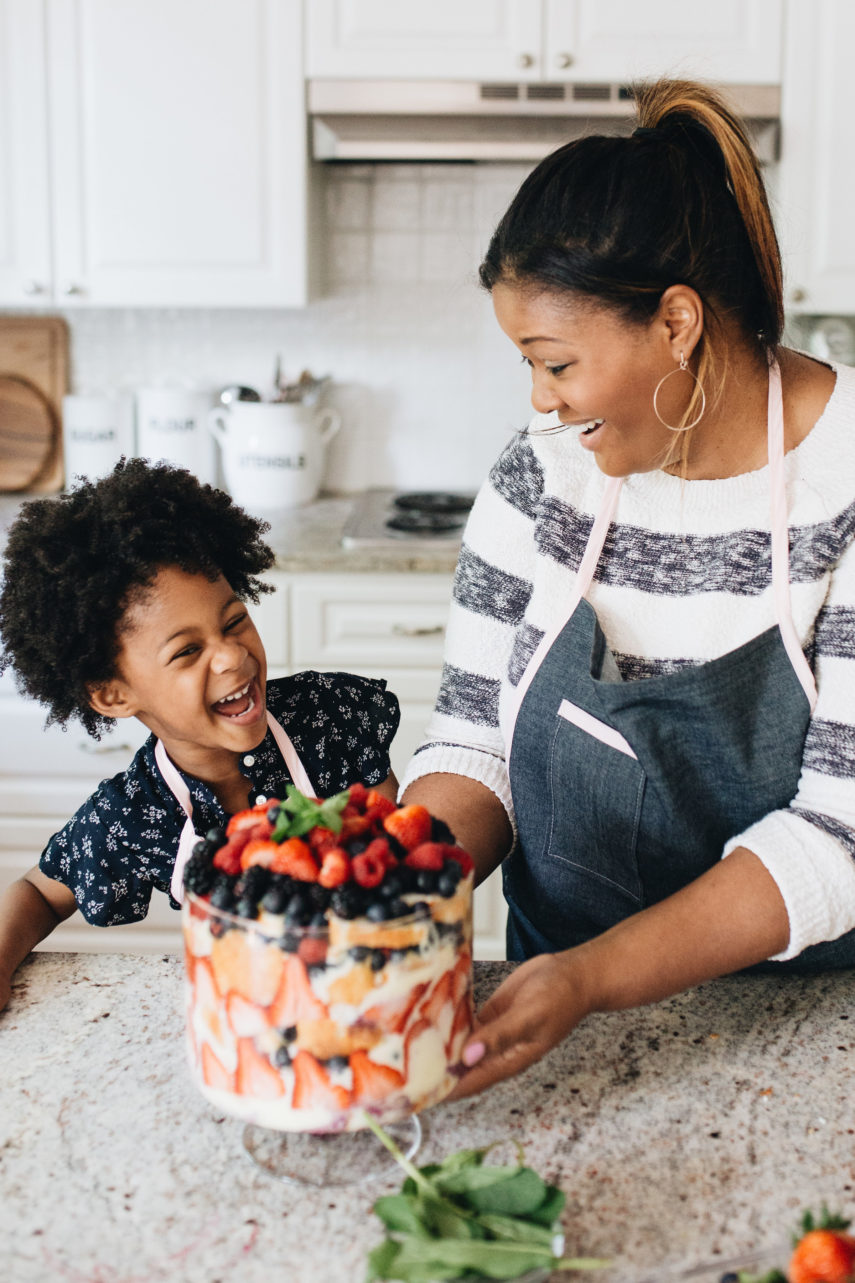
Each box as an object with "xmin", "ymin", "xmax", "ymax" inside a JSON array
[
  {"xmin": 3, "ymin": 954, "xmax": 854, "ymax": 1283},
  {"xmin": 0, "ymin": 492, "xmax": 461, "ymax": 575}
]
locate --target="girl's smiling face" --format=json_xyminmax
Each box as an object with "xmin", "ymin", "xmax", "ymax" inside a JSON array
[
  {"xmin": 90, "ymin": 565, "xmax": 268, "ymax": 779},
  {"xmin": 492, "ymin": 282, "xmax": 694, "ymax": 477}
]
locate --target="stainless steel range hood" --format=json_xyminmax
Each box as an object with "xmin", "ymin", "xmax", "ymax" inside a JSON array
[{"xmin": 308, "ymin": 80, "xmax": 780, "ymax": 165}]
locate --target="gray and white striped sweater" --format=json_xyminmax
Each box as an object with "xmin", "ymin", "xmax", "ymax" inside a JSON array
[{"xmin": 401, "ymin": 361, "xmax": 855, "ymax": 960}]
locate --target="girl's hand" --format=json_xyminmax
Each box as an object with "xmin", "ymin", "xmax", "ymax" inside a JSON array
[{"xmin": 448, "ymin": 951, "xmax": 589, "ymax": 1100}]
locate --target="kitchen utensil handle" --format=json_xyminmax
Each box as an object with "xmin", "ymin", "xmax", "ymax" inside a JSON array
[
  {"xmin": 207, "ymin": 407, "xmax": 229, "ymax": 444},
  {"xmin": 317, "ymin": 408, "xmax": 341, "ymax": 445}
]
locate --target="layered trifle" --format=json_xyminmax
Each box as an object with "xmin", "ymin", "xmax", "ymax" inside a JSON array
[{"xmin": 182, "ymin": 784, "xmax": 474, "ymax": 1132}]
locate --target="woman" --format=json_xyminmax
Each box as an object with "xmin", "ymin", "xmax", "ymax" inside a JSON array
[{"xmin": 400, "ymin": 79, "xmax": 855, "ymax": 1098}]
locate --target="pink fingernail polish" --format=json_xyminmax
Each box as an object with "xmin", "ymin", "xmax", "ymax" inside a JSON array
[{"xmin": 463, "ymin": 1041, "xmax": 486, "ymax": 1067}]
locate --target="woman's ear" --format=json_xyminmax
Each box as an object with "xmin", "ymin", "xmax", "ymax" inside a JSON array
[
  {"xmin": 86, "ymin": 678, "xmax": 137, "ymax": 720},
  {"xmin": 658, "ymin": 284, "xmax": 704, "ymax": 361}
]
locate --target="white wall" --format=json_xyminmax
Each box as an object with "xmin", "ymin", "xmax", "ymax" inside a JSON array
[{"xmin": 60, "ymin": 163, "xmax": 539, "ymax": 495}]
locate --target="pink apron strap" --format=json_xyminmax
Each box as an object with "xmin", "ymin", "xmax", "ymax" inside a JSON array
[
  {"xmin": 767, "ymin": 360, "xmax": 818, "ymax": 712},
  {"xmin": 158, "ymin": 712, "xmax": 316, "ymax": 905}
]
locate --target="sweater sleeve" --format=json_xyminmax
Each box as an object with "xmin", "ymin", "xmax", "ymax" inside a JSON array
[
  {"xmin": 723, "ymin": 533, "xmax": 855, "ymax": 959},
  {"xmin": 399, "ymin": 434, "xmax": 543, "ymax": 829}
]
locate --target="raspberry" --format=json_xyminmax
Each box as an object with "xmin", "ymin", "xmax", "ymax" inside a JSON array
[
  {"xmin": 346, "ymin": 781, "xmax": 369, "ymax": 809},
  {"xmin": 404, "ymin": 842, "xmax": 447, "ymax": 871},
  {"xmin": 352, "ymin": 849, "xmax": 386, "ymax": 889}
]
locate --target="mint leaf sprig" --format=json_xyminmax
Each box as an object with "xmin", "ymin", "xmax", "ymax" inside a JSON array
[
  {"xmin": 270, "ymin": 784, "xmax": 351, "ymax": 842},
  {"xmin": 362, "ymin": 1113, "xmax": 609, "ymax": 1282}
]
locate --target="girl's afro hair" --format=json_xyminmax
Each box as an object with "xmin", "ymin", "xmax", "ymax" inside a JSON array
[{"xmin": 0, "ymin": 457, "xmax": 276, "ymax": 738}]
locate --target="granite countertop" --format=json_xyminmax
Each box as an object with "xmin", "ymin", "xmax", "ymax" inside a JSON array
[
  {"xmin": 0, "ymin": 492, "xmax": 461, "ymax": 576},
  {"xmin": 3, "ymin": 954, "xmax": 854, "ymax": 1283}
]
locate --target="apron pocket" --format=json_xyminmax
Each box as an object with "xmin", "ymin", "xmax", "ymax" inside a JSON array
[{"xmin": 544, "ymin": 707, "xmax": 646, "ymax": 908}]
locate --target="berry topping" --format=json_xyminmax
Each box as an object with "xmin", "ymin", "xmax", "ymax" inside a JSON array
[
  {"xmin": 383, "ymin": 804, "xmax": 433, "ymax": 851},
  {"xmin": 270, "ymin": 837, "xmax": 318, "ymax": 881},
  {"xmin": 318, "ymin": 847, "xmax": 351, "ymax": 888},
  {"xmin": 404, "ymin": 842, "xmax": 447, "ymax": 871},
  {"xmin": 352, "ymin": 848, "xmax": 388, "ymax": 889}
]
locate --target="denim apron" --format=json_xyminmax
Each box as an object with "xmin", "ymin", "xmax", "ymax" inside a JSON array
[
  {"xmin": 503, "ymin": 362, "xmax": 855, "ymax": 970},
  {"xmin": 156, "ymin": 710, "xmax": 315, "ymax": 905}
]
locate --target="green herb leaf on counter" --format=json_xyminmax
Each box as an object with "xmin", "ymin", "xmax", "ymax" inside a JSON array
[
  {"xmin": 271, "ymin": 784, "xmax": 350, "ymax": 840},
  {"xmin": 362, "ymin": 1113, "xmax": 610, "ymax": 1282}
]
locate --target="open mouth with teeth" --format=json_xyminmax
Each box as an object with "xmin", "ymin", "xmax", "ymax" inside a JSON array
[
  {"xmin": 579, "ymin": 419, "xmax": 604, "ymax": 437},
  {"xmin": 211, "ymin": 677, "xmax": 262, "ymax": 723}
]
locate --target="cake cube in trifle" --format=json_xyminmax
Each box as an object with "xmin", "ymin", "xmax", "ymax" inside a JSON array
[{"xmin": 181, "ymin": 785, "xmax": 475, "ymax": 1133}]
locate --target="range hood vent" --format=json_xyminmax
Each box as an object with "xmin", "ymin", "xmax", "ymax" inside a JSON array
[{"xmin": 308, "ymin": 79, "xmax": 780, "ymax": 164}]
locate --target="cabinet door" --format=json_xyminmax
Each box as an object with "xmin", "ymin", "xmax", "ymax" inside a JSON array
[
  {"xmin": 306, "ymin": 0, "xmax": 543, "ymax": 80},
  {"xmin": 545, "ymin": 0, "xmax": 782, "ymax": 84},
  {"xmin": 46, "ymin": 0, "xmax": 308, "ymax": 307},
  {"xmin": 777, "ymin": 0, "xmax": 855, "ymax": 315},
  {"xmin": 0, "ymin": 0, "xmax": 52, "ymax": 306}
]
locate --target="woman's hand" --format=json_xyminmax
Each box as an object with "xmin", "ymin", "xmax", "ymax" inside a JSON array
[{"xmin": 449, "ymin": 950, "xmax": 589, "ymax": 1099}]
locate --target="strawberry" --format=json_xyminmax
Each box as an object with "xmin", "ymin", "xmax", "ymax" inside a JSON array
[
  {"xmin": 352, "ymin": 848, "xmax": 386, "ymax": 888},
  {"xmin": 790, "ymin": 1211, "xmax": 855, "ymax": 1283},
  {"xmin": 404, "ymin": 842, "xmax": 446, "ymax": 871},
  {"xmin": 419, "ymin": 969, "xmax": 455, "ymax": 1026},
  {"xmin": 346, "ymin": 781, "xmax": 369, "ymax": 810},
  {"xmin": 268, "ymin": 953, "xmax": 328, "ymax": 1027},
  {"xmin": 269, "ymin": 836, "xmax": 318, "ymax": 881},
  {"xmin": 200, "ymin": 1043, "xmax": 235, "ymax": 1093},
  {"xmin": 318, "ymin": 846, "xmax": 351, "ymax": 888},
  {"xmin": 340, "ymin": 814, "xmax": 372, "ymax": 841},
  {"xmin": 365, "ymin": 789, "xmax": 397, "ymax": 820},
  {"xmin": 361, "ymin": 983, "xmax": 429, "ymax": 1036},
  {"xmin": 383, "ymin": 804, "xmax": 432, "ymax": 851},
  {"xmin": 236, "ymin": 1038, "xmax": 285, "ymax": 1100},
  {"xmin": 212, "ymin": 830, "xmax": 250, "ymax": 875},
  {"xmin": 297, "ymin": 934, "xmax": 328, "ymax": 968},
  {"xmin": 225, "ymin": 991, "xmax": 269, "ymax": 1038},
  {"xmin": 226, "ymin": 807, "xmax": 273, "ymax": 839},
  {"xmin": 307, "ymin": 825, "xmax": 342, "ymax": 857},
  {"xmin": 292, "ymin": 1050, "xmax": 351, "ymax": 1113},
  {"xmin": 239, "ymin": 838, "xmax": 278, "ymax": 871},
  {"xmin": 349, "ymin": 1049, "xmax": 405, "ymax": 1104}
]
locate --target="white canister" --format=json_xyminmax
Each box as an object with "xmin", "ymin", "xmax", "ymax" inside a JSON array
[
  {"xmin": 62, "ymin": 393, "xmax": 134, "ymax": 483},
  {"xmin": 209, "ymin": 401, "xmax": 341, "ymax": 512},
  {"xmin": 135, "ymin": 387, "xmax": 218, "ymax": 485}
]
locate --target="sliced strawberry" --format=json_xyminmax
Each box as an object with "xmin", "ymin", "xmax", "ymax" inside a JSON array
[
  {"xmin": 341, "ymin": 814, "xmax": 371, "ymax": 841},
  {"xmin": 419, "ymin": 969, "xmax": 454, "ymax": 1026},
  {"xmin": 240, "ymin": 838, "xmax": 279, "ymax": 871},
  {"xmin": 201, "ymin": 1042, "xmax": 235, "ymax": 1092},
  {"xmin": 307, "ymin": 826, "xmax": 342, "ymax": 857},
  {"xmin": 292, "ymin": 1050, "xmax": 351, "ymax": 1113},
  {"xmin": 361, "ymin": 983, "xmax": 428, "ymax": 1036},
  {"xmin": 318, "ymin": 847, "xmax": 351, "ymax": 888},
  {"xmin": 365, "ymin": 789, "xmax": 397, "ymax": 820},
  {"xmin": 236, "ymin": 1038, "xmax": 285, "ymax": 1100},
  {"xmin": 404, "ymin": 842, "xmax": 446, "ymax": 871},
  {"xmin": 350, "ymin": 1050, "xmax": 405, "ymax": 1105},
  {"xmin": 404, "ymin": 1016, "xmax": 436, "ymax": 1078},
  {"xmin": 383, "ymin": 805, "xmax": 432, "ymax": 851},
  {"xmin": 270, "ymin": 837, "xmax": 318, "ymax": 881},
  {"xmin": 226, "ymin": 991, "xmax": 270, "ymax": 1037},
  {"xmin": 226, "ymin": 808, "xmax": 273, "ymax": 839},
  {"xmin": 268, "ymin": 953, "xmax": 328, "ymax": 1027},
  {"xmin": 446, "ymin": 994, "xmax": 474, "ymax": 1063}
]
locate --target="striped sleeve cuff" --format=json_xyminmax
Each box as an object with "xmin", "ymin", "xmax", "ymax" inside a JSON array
[
  {"xmin": 398, "ymin": 742, "xmax": 517, "ymax": 841},
  {"xmin": 722, "ymin": 810, "xmax": 855, "ymax": 960}
]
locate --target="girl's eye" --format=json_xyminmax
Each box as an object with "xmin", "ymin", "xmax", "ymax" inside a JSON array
[
  {"xmin": 545, "ymin": 363, "xmax": 569, "ymax": 376},
  {"xmin": 170, "ymin": 644, "xmax": 199, "ymax": 662},
  {"xmin": 224, "ymin": 612, "xmax": 248, "ymax": 632}
]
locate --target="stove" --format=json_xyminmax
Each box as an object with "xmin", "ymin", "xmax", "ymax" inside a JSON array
[{"xmin": 341, "ymin": 488, "xmax": 475, "ymax": 550}]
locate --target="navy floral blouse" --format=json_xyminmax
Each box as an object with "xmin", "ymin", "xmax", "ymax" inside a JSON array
[{"xmin": 39, "ymin": 672, "xmax": 400, "ymax": 927}]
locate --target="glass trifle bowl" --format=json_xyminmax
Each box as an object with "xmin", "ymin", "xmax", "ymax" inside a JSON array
[{"xmin": 181, "ymin": 785, "xmax": 475, "ymax": 1184}]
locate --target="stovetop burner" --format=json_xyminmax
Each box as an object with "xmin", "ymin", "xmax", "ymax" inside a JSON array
[{"xmin": 341, "ymin": 488, "xmax": 476, "ymax": 550}]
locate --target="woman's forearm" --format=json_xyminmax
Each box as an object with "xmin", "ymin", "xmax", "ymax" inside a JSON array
[
  {"xmin": 571, "ymin": 845, "xmax": 790, "ymax": 1017},
  {"xmin": 401, "ymin": 772, "xmax": 512, "ymax": 885}
]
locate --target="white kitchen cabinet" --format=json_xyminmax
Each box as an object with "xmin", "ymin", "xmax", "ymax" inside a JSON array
[
  {"xmin": 306, "ymin": 0, "xmax": 783, "ymax": 84},
  {"xmin": 0, "ymin": 0, "xmax": 309, "ymax": 308},
  {"xmin": 0, "ymin": 570, "xmax": 508, "ymax": 960},
  {"xmin": 776, "ymin": 0, "xmax": 855, "ymax": 315}
]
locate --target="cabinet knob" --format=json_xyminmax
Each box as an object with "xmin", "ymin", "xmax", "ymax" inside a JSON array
[
  {"xmin": 63, "ymin": 282, "xmax": 85, "ymax": 297},
  {"xmin": 22, "ymin": 280, "xmax": 46, "ymax": 296},
  {"xmin": 392, "ymin": 623, "xmax": 445, "ymax": 639},
  {"xmin": 516, "ymin": 52, "xmax": 535, "ymax": 69},
  {"xmin": 791, "ymin": 287, "xmax": 807, "ymax": 303},
  {"xmin": 555, "ymin": 52, "xmax": 574, "ymax": 69}
]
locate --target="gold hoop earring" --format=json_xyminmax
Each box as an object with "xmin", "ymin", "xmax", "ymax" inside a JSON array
[{"xmin": 652, "ymin": 351, "xmax": 706, "ymax": 432}]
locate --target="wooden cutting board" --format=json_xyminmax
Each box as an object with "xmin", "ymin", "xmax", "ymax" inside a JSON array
[{"xmin": 0, "ymin": 315, "xmax": 69, "ymax": 492}]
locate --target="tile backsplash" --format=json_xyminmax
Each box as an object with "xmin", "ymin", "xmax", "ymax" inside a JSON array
[{"xmin": 56, "ymin": 164, "xmax": 539, "ymax": 495}]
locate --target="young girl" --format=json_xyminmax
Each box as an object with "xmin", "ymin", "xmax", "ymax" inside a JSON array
[{"xmin": 0, "ymin": 458, "xmax": 399, "ymax": 1011}]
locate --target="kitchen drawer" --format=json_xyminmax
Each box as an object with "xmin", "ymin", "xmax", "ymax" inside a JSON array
[
  {"xmin": 290, "ymin": 574, "xmax": 453, "ymax": 669},
  {"xmin": 0, "ymin": 694, "xmax": 148, "ymax": 785},
  {"xmin": 254, "ymin": 573, "xmax": 290, "ymax": 666}
]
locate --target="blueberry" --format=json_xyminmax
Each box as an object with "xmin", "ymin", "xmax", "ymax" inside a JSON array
[
  {"xmin": 206, "ymin": 826, "xmax": 227, "ymax": 846},
  {"xmin": 261, "ymin": 885, "xmax": 288, "ymax": 914},
  {"xmin": 366, "ymin": 901, "xmax": 390, "ymax": 922},
  {"xmin": 346, "ymin": 836, "xmax": 371, "ymax": 856},
  {"xmin": 234, "ymin": 896, "xmax": 257, "ymax": 919},
  {"xmin": 266, "ymin": 804, "xmax": 281, "ymax": 826},
  {"xmin": 331, "ymin": 886, "xmax": 363, "ymax": 920},
  {"xmin": 411, "ymin": 901, "xmax": 432, "ymax": 919},
  {"xmin": 389, "ymin": 948, "xmax": 410, "ymax": 965},
  {"xmin": 309, "ymin": 911, "xmax": 327, "ymax": 929},
  {"xmin": 442, "ymin": 858, "xmax": 462, "ymax": 884},
  {"xmin": 192, "ymin": 838, "xmax": 210, "ymax": 859},
  {"xmin": 274, "ymin": 1045, "xmax": 291, "ymax": 1067},
  {"xmin": 278, "ymin": 930, "xmax": 299, "ymax": 953},
  {"xmin": 437, "ymin": 874, "xmax": 457, "ymax": 898},
  {"xmin": 210, "ymin": 879, "xmax": 236, "ymax": 911},
  {"xmin": 379, "ymin": 870, "xmax": 405, "ymax": 899},
  {"xmin": 284, "ymin": 892, "xmax": 309, "ymax": 924},
  {"xmin": 349, "ymin": 945, "xmax": 371, "ymax": 963},
  {"xmin": 281, "ymin": 1025, "xmax": 297, "ymax": 1041},
  {"xmin": 370, "ymin": 949, "xmax": 387, "ymax": 971},
  {"xmin": 416, "ymin": 870, "xmax": 438, "ymax": 894},
  {"xmin": 386, "ymin": 898, "xmax": 410, "ymax": 920},
  {"xmin": 327, "ymin": 1055, "xmax": 348, "ymax": 1073}
]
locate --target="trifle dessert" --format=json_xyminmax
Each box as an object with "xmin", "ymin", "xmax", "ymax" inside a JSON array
[{"xmin": 181, "ymin": 784, "xmax": 474, "ymax": 1133}]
